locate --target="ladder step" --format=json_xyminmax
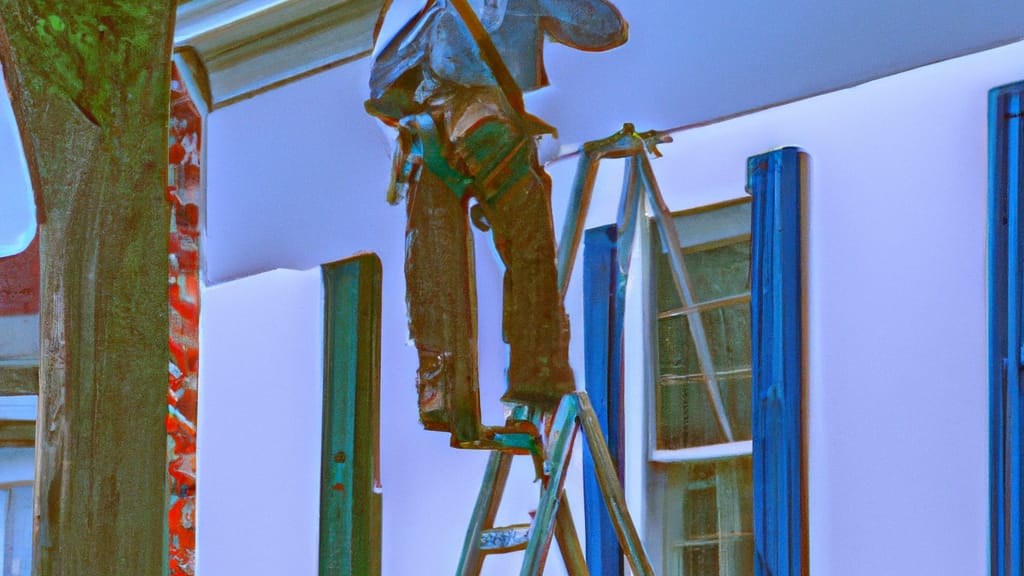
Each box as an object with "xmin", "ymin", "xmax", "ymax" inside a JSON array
[{"xmin": 479, "ymin": 523, "xmax": 531, "ymax": 553}]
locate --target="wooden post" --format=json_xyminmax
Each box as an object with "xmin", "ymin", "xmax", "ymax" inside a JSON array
[{"xmin": 0, "ymin": 2, "xmax": 176, "ymax": 574}]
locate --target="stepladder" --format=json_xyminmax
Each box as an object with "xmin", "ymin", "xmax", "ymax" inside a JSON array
[
  {"xmin": 456, "ymin": 123, "xmax": 698, "ymax": 576},
  {"xmin": 456, "ymin": 391, "xmax": 653, "ymax": 576}
]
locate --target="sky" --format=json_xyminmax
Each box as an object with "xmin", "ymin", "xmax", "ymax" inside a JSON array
[{"xmin": 0, "ymin": 61, "xmax": 35, "ymax": 258}]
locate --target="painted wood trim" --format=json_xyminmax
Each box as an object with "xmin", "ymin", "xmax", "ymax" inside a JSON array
[
  {"xmin": 748, "ymin": 147, "xmax": 807, "ymax": 576},
  {"xmin": 649, "ymin": 440, "xmax": 753, "ymax": 463},
  {"xmin": 989, "ymin": 80, "xmax": 1024, "ymax": 576},
  {"xmin": 319, "ymin": 254, "xmax": 383, "ymax": 576},
  {"xmin": 174, "ymin": 0, "xmax": 384, "ymax": 108},
  {"xmin": 0, "ymin": 364, "xmax": 37, "ymax": 396},
  {"xmin": 0, "ymin": 234, "xmax": 39, "ymax": 315},
  {"xmin": 0, "ymin": 420, "xmax": 34, "ymax": 448},
  {"xmin": 581, "ymin": 225, "xmax": 626, "ymax": 576}
]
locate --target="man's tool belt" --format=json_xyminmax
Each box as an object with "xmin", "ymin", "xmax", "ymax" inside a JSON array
[{"xmin": 387, "ymin": 89, "xmax": 554, "ymax": 206}]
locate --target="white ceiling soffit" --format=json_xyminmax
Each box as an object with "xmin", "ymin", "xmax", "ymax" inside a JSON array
[{"xmin": 174, "ymin": 0, "xmax": 385, "ymax": 109}]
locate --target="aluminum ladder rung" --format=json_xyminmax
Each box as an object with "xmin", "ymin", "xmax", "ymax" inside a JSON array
[
  {"xmin": 479, "ymin": 524, "xmax": 531, "ymax": 553},
  {"xmin": 456, "ymin": 392, "xmax": 653, "ymax": 576}
]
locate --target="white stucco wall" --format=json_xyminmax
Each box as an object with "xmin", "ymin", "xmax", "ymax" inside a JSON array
[
  {"xmin": 200, "ymin": 264, "xmax": 590, "ymax": 574},
  {"xmin": 597, "ymin": 41, "xmax": 1022, "ymax": 574},
  {"xmin": 202, "ymin": 1, "xmax": 1024, "ymax": 285},
  {"xmin": 198, "ymin": 268, "xmax": 325, "ymax": 575},
  {"xmin": 3, "ymin": 0, "xmax": 1024, "ymax": 261},
  {"xmin": 199, "ymin": 37, "xmax": 1024, "ymax": 576}
]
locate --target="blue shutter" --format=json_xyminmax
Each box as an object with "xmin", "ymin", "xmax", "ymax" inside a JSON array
[
  {"xmin": 748, "ymin": 147, "xmax": 806, "ymax": 576},
  {"xmin": 582, "ymin": 224, "xmax": 626, "ymax": 576},
  {"xmin": 990, "ymin": 81, "xmax": 1024, "ymax": 576}
]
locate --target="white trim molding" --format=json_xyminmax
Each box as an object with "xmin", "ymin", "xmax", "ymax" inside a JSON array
[{"xmin": 174, "ymin": 0, "xmax": 384, "ymax": 108}]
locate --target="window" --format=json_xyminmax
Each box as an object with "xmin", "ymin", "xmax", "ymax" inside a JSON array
[
  {"xmin": 989, "ymin": 80, "xmax": 1024, "ymax": 576},
  {"xmin": 0, "ymin": 397, "xmax": 36, "ymax": 576},
  {"xmin": 582, "ymin": 147, "xmax": 805, "ymax": 576},
  {"xmin": 0, "ymin": 50, "xmax": 38, "ymax": 576},
  {"xmin": 650, "ymin": 198, "xmax": 753, "ymax": 576},
  {"xmin": 0, "ymin": 482, "xmax": 32, "ymax": 576}
]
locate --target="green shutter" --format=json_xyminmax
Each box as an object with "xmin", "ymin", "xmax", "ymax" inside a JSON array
[{"xmin": 319, "ymin": 254, "xmax": 382, "ymax": 576}]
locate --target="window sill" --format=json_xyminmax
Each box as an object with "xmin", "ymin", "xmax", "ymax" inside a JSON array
[{"xmin": 650, "ymin": 440, "xmax": 752, "ymax": 463}]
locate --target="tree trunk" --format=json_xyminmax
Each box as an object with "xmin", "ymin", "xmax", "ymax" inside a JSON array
[{"xmin": 0, "ymin": 2, "xmax": 175, "ymax": 574}]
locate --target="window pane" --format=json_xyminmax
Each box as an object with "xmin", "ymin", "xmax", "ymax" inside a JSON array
[
  {"xmin": 701, "ymin": 304, "xmax": 751, "ymax": 373},
  {"xmin": 657, "ymin": 372, "xmax": 720, "ymax": 449},
  {"xmin": 0, "ymin": 490, "xmax": 7, "ymax": 572},
  {"xmin": 655, "ymin": 240, "xmax": 750, "ymax": 311},
  {"xmin": 654, "ymin": 199, "xmax": 754, "ymax": 576},
  {"xmin": 684, "ymin": 462, "xmax": 719, "ymax": 540},
  {"xmin": 666, "ymin": 457, "xmax": 754, "ymax": 576},
  {"xmin": 683, "ymin": 543, "xmax": 720, "ymax": 575},
  {"xmin": 0, "ymin": 398, "xmax": 36, "ymax": 423},
  {"xmin": 702, "ymin": 304, "xmax": 752, "ymax": 442},
  {"xmin": 0, "ymin": 450, "xmax": 33, "ymax": 487},
  {"xmin": 657, "ymin": 315, "xmax": 700, "ymax": 377},
  {"xmin": 717, "ymin": 373, "xmax": 752, "ymax": 443},
  {"xmin": 723, "ymin": 537, "xmax": 754, "ymax": 576},
  {"xmin": 655, "ymin": 312, "xmax": 752, "ymax": 446},
  {"xmin": 0, "ymin": 448, "xmax": 33, "ymax": 576},
  {"xmin": 653, "ymin": 204, "xmax": 752, "ymax": 450},
  {"xmin": 4, "ymin": 485, "xmax": 32, "ymax": 576}
]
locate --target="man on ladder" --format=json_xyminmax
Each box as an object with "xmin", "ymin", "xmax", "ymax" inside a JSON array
[
  {"xmin": 366, "ymin": 0, "xmax": 626, "ymax": 441},
  {"xmin": 366, "ymin": 2, "xmax": 653, "ymax": 574}
]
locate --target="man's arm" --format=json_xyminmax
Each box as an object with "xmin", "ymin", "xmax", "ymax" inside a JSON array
[
  {"xmin": 368, "ymin": 6, "xmax": 443, "ymax": 123},
  {"xmin": 427, "ymin": 7, "xmax": 499, "ymax": 87},
  {"xmin": 538, "ymin": 0, "xmax": 627, "ymax": 51}
]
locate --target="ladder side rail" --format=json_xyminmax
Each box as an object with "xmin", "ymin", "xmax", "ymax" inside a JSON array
[
  {"xmin": 638, "ymin": 152, "xmax": 735, "ymax": 442},
  {"xmin": 520, "ymin": 397, "xmax": 581, "ymax": 575},
  {"xmin": 454, "ymin": 126, "xmax": 666, "ymax": 576},
  {"xmin": 554, "ymin": 494, "xmax": 590, "ymax": 576},
  {"xmin": 614, "ymin": 155, "xmax": 644, "ymax": 278},
  {"xmin": 557, "ymin": 151, "xmax": 602, "ymax": 297},
  {"xmin": 576, "ymin": 391, "xmax": 655, "ymax": 576},
  {"xmin": 457, "ymin": 451, "xmax": 515, "ymax": 575}
]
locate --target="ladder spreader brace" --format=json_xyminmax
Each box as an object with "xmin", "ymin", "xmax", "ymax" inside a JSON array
[{"xmin": 459, "ymin": 123, "xmax": 718, "ymax": 575}]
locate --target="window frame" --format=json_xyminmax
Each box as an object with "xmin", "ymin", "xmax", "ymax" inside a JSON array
[
  {"xmin": 643, "ymin": 197, "xmax": 754, "ymax": 576},
  {"xmin": 0, "ymin": 396, "xmax": 36, "ymax": 576},
  {"xmin": 0, "ymin": 481, "xmax": 33, "ymax": 576},
  {"xmin": 645, "ymin": 197, "xmax": 754, "ymax": 465},
  {"xmin": 582, "ymin": 147, "xmax": 807, "ymax": 576}
]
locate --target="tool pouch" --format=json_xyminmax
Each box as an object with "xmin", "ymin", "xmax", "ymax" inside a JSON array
[
  {"xmin": 394, "ymin": 91, "xmax": 555, "ymax": 206},
  {"xmin": 445, "ymin": 88, "xmax": 554, "ymax": 204},
  {"xmin": 385, "ymin": 127, "xmax": 421, "ymax": 205},
  {"xmin": 451, "ymin": 115, "xmax": 534, "ymax": 205}
]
